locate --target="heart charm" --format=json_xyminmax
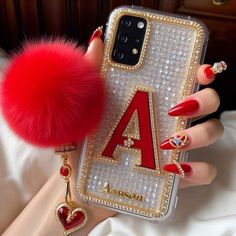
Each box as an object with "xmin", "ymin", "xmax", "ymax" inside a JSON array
[{"xmin": 56, "ymin": 202, "xmax": 88, "ymax": 235}]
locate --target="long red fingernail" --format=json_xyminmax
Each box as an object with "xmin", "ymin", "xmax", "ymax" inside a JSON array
[
  {"xmin": 88, "ymin": 26, "xmax": 103, "ymax": 47},
  {"xmin": 160, "ymin": 133, "xmax": 190, "ymax": 150},
  {"xmin": 168, "ymin": 99, "xmax": 199, "ymax": 116},
  {"xmin": 163, "ymin": 163, "xmax": 192, "ymax": 175},
  {"xmin": 204, "ymin": 65, "xmax": 215, "ymax": 79}
]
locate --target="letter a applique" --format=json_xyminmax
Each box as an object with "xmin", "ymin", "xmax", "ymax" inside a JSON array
[{"xmin": 101, "ymin": 88, "xmax": 161, "ymax": 174}]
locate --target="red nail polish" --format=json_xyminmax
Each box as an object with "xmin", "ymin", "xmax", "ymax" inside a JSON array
[
  {"xmin": 204, "ymin": 65, "xmax": 215, "ymax": 79},
  {"xmin": 160, "ymin": 134, "xmax": 189, "ymax": 150},
  {"xmin": 168, "ymin": 100, "xmax": 199, "ymax": 116},
  {"xmin": 88, "ymin": 26, "xmax": 103, "ymax": 47},
  {"xmin": 163, "ymin": 163, "xmax": 192, "ymax": 175}
]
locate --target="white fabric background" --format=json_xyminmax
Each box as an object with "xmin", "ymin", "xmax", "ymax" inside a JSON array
[{"xmin": 1, "ymin": 53, "xmax": 236, "ymax": 235}]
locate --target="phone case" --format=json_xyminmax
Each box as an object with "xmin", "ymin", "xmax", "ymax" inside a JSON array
[{"xmin": 77, "ymin": 6, "xmax": 208, "ymax": 222}]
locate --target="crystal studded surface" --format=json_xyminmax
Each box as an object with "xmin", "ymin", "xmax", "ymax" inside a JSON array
[{"xmin": 77, "ymin": 11, "xmax": 205, "ymax": 218}]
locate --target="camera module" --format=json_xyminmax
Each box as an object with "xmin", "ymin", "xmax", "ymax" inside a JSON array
[{"xmin": 112, "ymin": 15, "xmax": 147, "ymax": 65}]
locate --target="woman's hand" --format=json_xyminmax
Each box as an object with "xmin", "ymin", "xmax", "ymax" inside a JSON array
[
  {"xmin": 85, "ymin": 28, "xmax": 225, "ymax": 189},
  {"xmin": 160, "ymin": 64, "xmax": 225, "ymax": 188}
]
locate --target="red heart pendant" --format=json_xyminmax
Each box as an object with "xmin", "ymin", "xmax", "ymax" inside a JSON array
[{"xmin": 56, "ymin": 203, "xmax": 88, "ymax": 235}]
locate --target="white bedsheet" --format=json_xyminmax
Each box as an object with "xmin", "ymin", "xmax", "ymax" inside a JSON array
[{"xmin": 1, "ymin": 53, "xmax": 236, "ymax": 235}]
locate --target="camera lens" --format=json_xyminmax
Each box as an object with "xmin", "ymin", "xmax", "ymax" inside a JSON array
[
  {"xmin": 137, "ymin": 21, "xmax": 145, "ymax": 29},
  {"xmin": 121, "ymin": 18, "xmax": 131, "ymax": 28},
  {"xmin": 113, "ymin": 49, "xmax": 124, "ymax": 60},
  {"xmin": 134, "ymin": 37, "xmax": 141, "ymax": 44},
  {"xmin": 118, "ymin": 33, "xmax": 128, "ymax": 43}
]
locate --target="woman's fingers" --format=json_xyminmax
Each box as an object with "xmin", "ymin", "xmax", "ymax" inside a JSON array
[
  {"xmin": 182, "ymin": 119, "xmax": 224, "ymax": 150},
  {"xmin": 168, "ymin": 88, "xmax": 220, "ymax": 118},
  {"xmin": 163, "ymin": 63, "xmax": 227, "ymax": 188},
  {"xmin": 68, "ymin": 27, "xmax": 103, "ymax": 168},
  {"xmin": 160, "ymin": 118, "xmax": 224, "ymax": 151},
  {"xmin": 163, "ymin": 161, "xmax": 217, "ymax": 188},
  {"xmin": 197, "ymin": 64, "xmax": 216, "ymax": 85},
  {"xmin": 168, "ymin": 61, "xmax": 227, "ymax": 118},
  {"xmin": 180, "ymin": 162, "xmax": 217, "ymax": 188},
  {"xmin": 197, "ymin": 61, "xmax": 227, "ymax": 85},
  {"xmin": 84, "ymin": 27, "xmax": 103, "ymax": 70}
]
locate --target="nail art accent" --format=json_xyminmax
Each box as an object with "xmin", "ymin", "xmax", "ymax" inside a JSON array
[
  {"xmin": 88, "ymin": 26, "xmax": 103, "ymax": 47},
  {"xmin": 168, "ymin": 99, "xmax": 199, "ymax": 116},
  {"xmin": 160, "ymin": 133, "xmax": 189, "ymax": 150},
  {"xmin": 204, "ymin": 61, "xmax": 227, "ymax": 79},
  {"xmin": 163, "ymin": 161, "xmax": 192, "ymax": 178},
  {"xmin": 211, "ymin": 61, "xmax": 227, "ymax": 74}
]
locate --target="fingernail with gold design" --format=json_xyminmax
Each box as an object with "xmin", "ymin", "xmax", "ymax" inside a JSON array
[
  {"xmin": 88, "ymin": 26, "xmax": 103, "ymax": 47},
  {"xmin": 163, "ymin": 161, "xmax": 192, "ymax": 178},
  {"xmin": 204, "ymin": 61, "xmax": 227, "ymax": 80},
  {"xmin": 160, "ymin": 133, "xmax": 190, "ymax": 150}
]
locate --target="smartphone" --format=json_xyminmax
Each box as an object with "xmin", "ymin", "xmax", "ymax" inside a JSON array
[{"xmin": 76, "ymin": 5, "xmax": 208, "ymax": 222}]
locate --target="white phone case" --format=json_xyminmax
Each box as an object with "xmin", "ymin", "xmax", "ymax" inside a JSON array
[{"xmin": 76, "ymin": 6, "xmax": 208, "ymax": 222}]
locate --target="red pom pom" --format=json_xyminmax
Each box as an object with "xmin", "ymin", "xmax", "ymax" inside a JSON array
[{"xmin": 1, "ymin": 39, "xmax": 105, "ymax": 147}]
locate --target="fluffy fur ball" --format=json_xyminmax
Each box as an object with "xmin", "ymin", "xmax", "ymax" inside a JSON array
[{"xmin": 1, "ymin": 39, "xmax": 105, "ymax": 147}]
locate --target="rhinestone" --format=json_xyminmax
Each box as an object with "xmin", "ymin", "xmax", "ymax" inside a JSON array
[{"xmin": 60, "ymin": 165, "xmax": 71, "ymax": 177}]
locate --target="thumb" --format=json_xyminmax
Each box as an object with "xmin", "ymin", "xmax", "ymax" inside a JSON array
[
  {"xmin": 84, "ymin": 27, "xmax": 104, "ymax": 70},
  {"xmin": 68, "ymin": 28, "xmax": 104, "ymax": 168}
]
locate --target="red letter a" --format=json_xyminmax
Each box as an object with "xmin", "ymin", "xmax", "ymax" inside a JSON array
[{"xmin": 101, "ymin": 90, "xmax": 159, "ymax": 170}]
